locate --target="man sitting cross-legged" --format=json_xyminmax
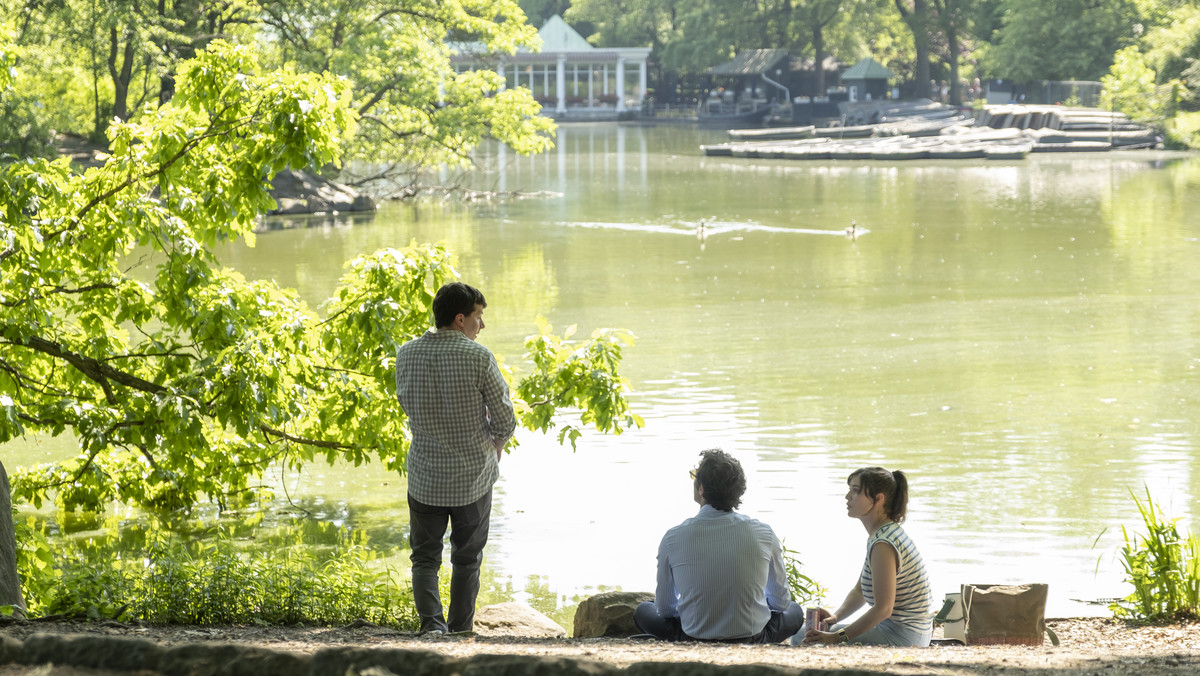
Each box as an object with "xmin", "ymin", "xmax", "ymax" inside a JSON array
[{"xmin": 634, "ymin": 448, "xmax": 804, "ymax": 643}]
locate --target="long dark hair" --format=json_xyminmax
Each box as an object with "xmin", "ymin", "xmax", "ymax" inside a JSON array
[{"xmin": 849, "ymin": 467, "xmax": 910, "ymax": 524}]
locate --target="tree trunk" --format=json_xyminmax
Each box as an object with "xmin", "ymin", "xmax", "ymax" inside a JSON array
[
  {"xmin": 947, "ymin": 23, "xmax": 961, "ymax": 105},
  {"xmin": 896, "ymin": 0, "xmax": 933, "ymax": 98},
  {"xmin": 0, "ymin": 461, "xmax": 26, "ymax": 618},
  {"xmin": 107, "ymin": 26, "xmax": 137, "ymax": 122},
  {"xmin": 814, "ymin": 25, "xmax": 826, "ymax": 94}
]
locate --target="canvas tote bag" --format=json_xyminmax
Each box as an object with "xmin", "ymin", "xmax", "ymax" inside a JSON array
[{"xmin": 961, "ymin": 583, "xmax": 1059, "ymax": 646}]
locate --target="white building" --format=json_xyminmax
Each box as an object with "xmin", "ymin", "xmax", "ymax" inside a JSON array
[{"xmin": 450, "ymin": 15, "xmax": 652, "ymax": 118}]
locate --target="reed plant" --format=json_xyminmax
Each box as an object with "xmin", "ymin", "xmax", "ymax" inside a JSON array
[
  {"xmin": 1110, "ymin": 488, "xmax": 1200, "ymax": 621},
  {"xmin": 782, "ymin": 541, "xmax": 826, "ymax": 607}
]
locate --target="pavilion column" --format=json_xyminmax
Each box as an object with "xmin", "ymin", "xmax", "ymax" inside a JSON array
[
  {"xmin": 616, "ymin": 57, "xmax": 626, "ymax": 112},
  {"xmin": 639, "ymin": 60, "xmax": 648, "ymax": 103},
  {"xmin": 556, "ymin": 55, "xmax": 567, "ymax": 114}
]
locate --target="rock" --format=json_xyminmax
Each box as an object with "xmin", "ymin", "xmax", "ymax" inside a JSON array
[
  {"xmin": 0, "ymin": 635, "xmax": 23, "ymax": 664},
  {"xmin": 310, "ymin": 646, "xmax": 450, "ymax": 676},
  {"xmin": 21, "ymin": 634, "xmax": 163, "ymax": 671},
  {"xmin": 625, "ymin": 664, "xmax": 799, "ymax": 676},
  {"xmin": 267, "ymin": 169, "xmax": 376, "ymax": 215},
  {"xmin": 473, "ymin": 602, "xmax": 567, "ymax": 638},
  {"xmin": 457, "ymin": 653, "xmax": 612, "ymax": 676},
  {"xmin": 157, "ymin": 641, "xmax": 307, "ymax": 676},
  {"xmin": 573, "ymin": 591, "xmax": 655, "ymax": 638},
  {"xmin": 0, "ymin": 461, "xmax": 25, "ymax": 619}
]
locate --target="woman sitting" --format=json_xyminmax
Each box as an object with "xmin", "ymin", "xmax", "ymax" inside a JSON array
[{"xmin": 795, "ymin": 467, "xmax": 933, "ymax": 647}]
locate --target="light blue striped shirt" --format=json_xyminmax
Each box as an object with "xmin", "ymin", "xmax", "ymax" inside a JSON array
[
  {"xmin": 860, "ymin": 522, "xmax": 933, "ymax": 631},
  {"xmin": 654, "ymin": 505, "xmax": 792, "ymax": 640}
]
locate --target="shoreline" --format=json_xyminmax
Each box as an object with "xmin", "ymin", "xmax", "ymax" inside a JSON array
[{"xmin": 2, "ymin": 616, "xmax": 1199, "ymax": 675}]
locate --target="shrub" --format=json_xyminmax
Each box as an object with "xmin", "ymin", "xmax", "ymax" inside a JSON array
[{"xmin": 16, "ymin": 520, "xmax": 420, "ymax": 628}]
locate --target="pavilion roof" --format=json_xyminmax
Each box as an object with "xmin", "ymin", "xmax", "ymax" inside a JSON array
[
  {"xmin": 706, "ymin": 49, "xmax": 790, "ymax": 76},
  {"xmin": 841, "ymin": 57, "xmax": 893, "ymax": 80}
]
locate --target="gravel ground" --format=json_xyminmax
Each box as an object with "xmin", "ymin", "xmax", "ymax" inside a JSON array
[{"xmin": 2, "ymin": 617, "xmax": 1199, "ymax": 675}]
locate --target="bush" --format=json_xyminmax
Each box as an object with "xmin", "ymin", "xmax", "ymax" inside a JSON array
[
  {"xmin": 1165, "ymin": 111, "xmax": 1200, "ymax": 150},
  {"xmin": 1110, "ymin": 488, "xmax": 1200, "ymax": 622},
  {"xmin": 17, "ymin": 520, "xmax": 420, "ymax": 628}
]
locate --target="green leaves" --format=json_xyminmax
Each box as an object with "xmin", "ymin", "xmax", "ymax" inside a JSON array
[{"xmin": 515, "ymin": 319, "xmax": 644, "ymax": 451}]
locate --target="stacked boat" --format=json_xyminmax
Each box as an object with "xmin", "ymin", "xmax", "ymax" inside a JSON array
[
  {"xmin": 701, "ymin": 105, "xmax": 1160, "ymax": 160},
  {"xmin": 703, "ymin": 127, "xmax": 1035, "ymax": 161}
]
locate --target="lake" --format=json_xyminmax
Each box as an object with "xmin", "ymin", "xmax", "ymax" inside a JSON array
[{"xmin": 10, "ymin": 122, "xmax": 1200, "ymax": 621}]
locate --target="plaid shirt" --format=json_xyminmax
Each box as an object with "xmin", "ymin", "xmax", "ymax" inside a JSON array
[{"xmin": 395, "ymin": 329, "xmax": 516, "ymax": 506}]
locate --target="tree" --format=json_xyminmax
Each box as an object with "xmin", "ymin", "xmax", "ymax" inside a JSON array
[
  {"xmin": 1137, "ymin": 1, "xmax": 1200, "ymax": 110},
  {"xmin": 0, "ymin": 40, "xmax": 641, "ymax": 515},
  {"xmin": 894, "ymin": 0, "xmax": 935, "ymax": 96},
  {"xmin": 519, "ymin": 0, "xmax": 574, "ymax": 25},
  {"xmin": 257, "ymin": 0, "xmax": 554, "ymax": 183},
  {"xmin": 1101, "ymin": 46, "xmax": 1167, "ymax": 120},
  {"xmin": 3, "ymin": 0, "xmax": 553, "ymax": 178},
  {"xmin": 0, "ymin": 37, "xmax": 27, "ymax": 617},
  {"xmin": 930, "ymin": 0, "xmax": 970, "ymax": 103},
  {"xmin": 984, "ymin": 0, "xmax": 1137, "ymax": 82},
  {"xmin": 795, "ymin": 0, "xmax": 846, "ymax": 94}
]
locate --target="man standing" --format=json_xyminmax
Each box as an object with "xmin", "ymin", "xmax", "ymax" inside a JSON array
[
  {"xmin": 634, "ymin": 449, "xmax": 803, "ymax": 643},
  {"xmin": 395, "ymin": 282, "xmax": 517, "ymax": 635}
]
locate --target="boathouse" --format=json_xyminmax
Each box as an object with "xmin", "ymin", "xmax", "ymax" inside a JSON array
[
  {"xmin": 450, "ymin": 15, "xmax": 651, "ymax": 118},
  {"xmin": 840, "ymin": 57, "xmax": 892, "ymax": 102}
]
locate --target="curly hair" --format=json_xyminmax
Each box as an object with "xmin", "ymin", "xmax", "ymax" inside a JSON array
[{"xmin": 694, "ymin": 448, "xmax": 746, "ymax": 512}]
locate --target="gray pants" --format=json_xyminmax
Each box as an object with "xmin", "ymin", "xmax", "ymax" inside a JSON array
[{"xmin": 407, "ymin": 491, "xmax": 492, "ymax": 633}]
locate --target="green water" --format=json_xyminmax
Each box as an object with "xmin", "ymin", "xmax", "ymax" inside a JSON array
[{"xmin": 8, "ymin": 123, "xmax": 1200, "ymax": 620}]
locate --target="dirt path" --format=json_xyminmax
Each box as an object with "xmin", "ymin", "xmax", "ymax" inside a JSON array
[{"xmin": 2, "ymin": 617, "xmax": 1199, "ymax": 675}]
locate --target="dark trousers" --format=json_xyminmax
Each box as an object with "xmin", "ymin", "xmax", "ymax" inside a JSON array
[
  {"xmin": 408, "ymin": 490, "xmax": 492, "ymax": 633},
  {"xmin": 633, "ymin": 600, "xmax": 805, "ymax": 644}
]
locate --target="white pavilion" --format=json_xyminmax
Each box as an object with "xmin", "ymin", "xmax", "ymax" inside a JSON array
[{"xmin": 450, "ymin": 15, "xmax": 652, "ymax": 118}]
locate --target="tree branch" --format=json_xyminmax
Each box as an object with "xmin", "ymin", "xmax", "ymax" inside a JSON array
[
  {"xmin": 259, "ymin": 424, "xmax": 357, "ymax": 451},
  {"xmin": 1, "ymin": 328, "xmax": 167, "ymax": 396}
]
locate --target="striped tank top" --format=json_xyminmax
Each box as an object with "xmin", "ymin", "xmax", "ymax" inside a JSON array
[{"xmin": 860, "ymin": 522, "xmax": 933, "ymax": 631}]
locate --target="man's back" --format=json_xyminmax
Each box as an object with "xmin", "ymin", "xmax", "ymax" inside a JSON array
[
  {"xmin": 395, "ymin": 329, "xmax": 515, "ymax": 507},
  {"xmin": 658, "ymin": 506, "xmax": 785, "ymax": 640}
]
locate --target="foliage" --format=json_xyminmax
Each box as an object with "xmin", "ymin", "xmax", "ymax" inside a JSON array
[
  {"xmin": 0, "ymin": 23, "xmax": 53, "ymax": 158},
  {"xmin": 1109, "ymin": 488, "xmax": 1200, "ymax": 622},
  {"xmin": 1, "ymin": 0, "xmax": 552, "ymax": 172},
  {"xmin": 0, "ymin": 40, "xmax": 640, "ymax": 516},
  {"xmin": 515, "ymin": 320, "xmax": 643, "ymax": 450},
  {"xmin": 16, "ymin": 518, "xmax": 419, "ymax": 627},
  {"xmin": 257, "ymin": 0, "xmax": 554, "ymax": 176},
  {"xmin": 1164, "ymin": 111, "xmax": 1200, "ymax": 150},
  {"xmin": 1135, "ymin": 3, "xmax": 1200, "ymax": 112},
  {"xmin": 983, "ymin": 0, "xmax": 1138, "ymax": 82},
  {"xmin": 1101, "ymin": 46, "xmax": 1176, "ymax": 122},
  {"xmin": 782, "ymin": 541, "xmax": 826, "ymax": 607},
  {"xmin": 1139, "ymin": 4, "xmax": 1200, "ymax": 89}
]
